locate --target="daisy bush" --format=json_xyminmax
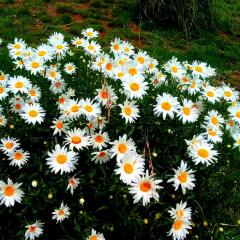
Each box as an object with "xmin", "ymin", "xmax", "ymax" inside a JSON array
[{"xmin": 0, "ymin": 28, "xmax": 239, "ymax": 239}]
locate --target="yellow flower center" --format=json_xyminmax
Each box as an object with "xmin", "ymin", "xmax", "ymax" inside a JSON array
[
  {"xmin": 195, "ymin": 66, "xmax": 203, "ymax": 73},
  {"xmin": 236, "ymin": 111, "xmax": 240, "ymax": 118},
  {"xmin": 207, "ymin": 91, "xmax": 214, "ymax": 97},
  {"xmin": 84, "ymin": 105, "xmax": 93, "ymax": 112},
  {"xmin": 171, "ymin": 66, "xmax": 178, "ymax": 73},
  {"xmin": 71, "ymin": 105, "xmax": 79, "ymax": 113},
  {"xmin": 224, "ymin": 90, "xmax": 232, "ymax": 97},
  {"xmin": 38, "ymin": 50, "xmax": 46, "ymax": 56},
  {"xmin": 182, "ymin": 107, "xmax": 190, "ymax": 115},
  {"xmin": 28, "ymin": 110, "xmax": 38, "ymax": 117},
  {"xmin": 137, "ymin": 56, "xmax": 145, "ymax": 64},
  {"xmin": 130, "ymin": 82, "xmax": 140, "ymax": 91},
  {"xmin": 176, "ymin": 209, "xmax": 184, "ymax": 218},
  {"xmin": 211, "ymin": 116, "xmax": 218, "ymax": 125}
]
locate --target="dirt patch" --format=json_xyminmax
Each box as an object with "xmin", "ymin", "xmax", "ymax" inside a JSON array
[
  {"xmin": 72, "ymin": 14, "xmax": 84, "ymax": 23},
  {"xmin": 228, "ymin": 71, "xmax": 240, "ymax": 88},
  {"xmin": 129, "ymin": 23, "xmax": 141, "ymax": 33},
  {"xmin": 47, "ymin": 3, "xmax": 60, "ymax": 17}
]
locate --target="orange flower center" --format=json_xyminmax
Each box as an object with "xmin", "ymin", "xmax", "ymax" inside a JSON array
[
  {"xmin": 56, "ymin": 122, "xmax": 63, "ymax": 129},
  {"xmin": 4, "ymin": 185, "xmax": 15, "ymax": 196},
  {"xmin": 123, "ymin": 163, "xmax": 133, "ymax": 174},
  {"xmin": 56, "ymin": 154, "xmax": 67, "ymax": 164},
  {"xmin": 161, "ymin": 102, "xmax": 171, "ymax": 111},
  {"xmin": 182, "ymin": 107, "xmax": 190, "ymax": 115},
  {"xmin": 0, "ymin": 75, "xmax": 4, "ymax": 81},
  {"xmin": 15, "ymin": 82, "xmax": 24, "ymax": 88},
  {"xmin": 58, "ymin": 209, "xmax": 65, "ymax": 216},
  {"xmin": 211, "ymin": 116, "xmax": 218, "ymax": 125},
  {"xmin": 0, "ymin": 87, "xmax": 4, "ymax": 94},
  {"xmin": 15, "ymin": 103, "xmax": 21, "ymax": 109},
  {"xmin": 173, "ymin": 219, "xmax": 183, "ymax": 230},
  {"xmin": 140, "ymin": 181, "xmax": 151, "ymax": 192},
  {"xmin": 89, "ymin": 236, "xmax": 97, "ymax": 240},
  {"xmin": 31, "ymin": 62, "xmax": 40, "ymax": 68},
  {"xmin": 99, "ymin": 151, "xmax": 106, "ymax": 157},
  {"xmin": 124, "ymin": 106, "xmax": 132, "ymax": 116},
  {"xmin": 224, "ymin": 90, "xmax": 232, "ymax": 97},
  {"xmin": 101, "ymin": 90, "xmax": 108, "ymax": 99},
  {"xmin": 106, "ymin": 63, "xmax": 113, "ymax": 71},
  {"xmin": 198, "ymin": 148, "xmax": 209, "ymax": 158},
  {"xmin": 236, "ymin": 111, "xmax": 240, "ymax": 118},
  {"xmin": 71, "ymin": 136, "xmax": 81, "ymax": 144},
  {"xmin": 29, "ymin": 90, "xmax": 36, "ymax": 96},
  {"xmin": 207, "ymin": 91, "xmax": 214, "ymax": 97},
  {"xmin": 130, "ymin": 82, "xmax": 140, "ymax": 91},
  {"xmin": 178, "ymin": 171, "xmax": 188, "ymax": 183},
  {"xmin": 118, "ymin": 143, "xmax": 127, "ymax": 154},
  {"xmin": 71, "ymin": 105, "xmax": 79, "ymax": 113},
  {"xmin": 113, "ymin": 44, "xmax": 120, "ymax": 50},
  {"xmin": 95, "ymin": 135, "xmax": 103, "ymax": 143},
  {"xmin": 29, "ymin": 226, "xmax": 36, "ymax": 233},
  {"xmin": 137, "ymin": 56, "xmax": 145, "ymax": 64},
  {"xmin": 6, "ymin": 142, "xmax": 13, "ymax": 149},
  {"xmin": 128, "ymin": 68, "xmax": 137, "ymax": 76},
  {"xmin": 14, "ymin": 152, "xmax": 23, "ymax": 160}
]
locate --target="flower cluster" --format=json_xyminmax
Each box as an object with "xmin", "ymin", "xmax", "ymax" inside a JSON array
[{"xmin": 0, "ymin": 27, "xmax": 239, "ymax": 239}]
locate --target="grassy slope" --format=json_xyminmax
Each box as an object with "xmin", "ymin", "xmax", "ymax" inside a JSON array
[{"xmin": 0, "ymin": 0, "xmax": 240, "ymax": 239}]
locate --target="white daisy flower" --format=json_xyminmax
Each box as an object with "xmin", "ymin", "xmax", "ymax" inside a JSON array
[
  {"xmin": 91, "ymin": 149, "xmax": 111, "ymax": 164},
  {"xmin": 0, "ymin": 137, "xmax": 20, "ymax": 154},
  {"xmin": 129, "ymin": 170, "xmax": 163, "ymax": 206},
  {"xmin": 67, "ymin": 177, "xmax": 80, "ymax": 195},
  {"xmin": 187, "ymin": 139, "xmax": 218, "ymax": 165},
  {"xmin": 177, "ymin": 99, "xmax": 200, "ymax": 123},
  {"xmin": 110, "ymin": 134, "xmax": 136, "ymax": 161},
  {"xmin": 168, "ymin": 218, "xmax": 192, "ymax": 240},
  {"xmin": 20, "ymin": 103, "xmax": 45, "ymax": 125},
  {"xmin": 91, "ymin": 131, "xmax": 110, "ymax": 150},
  {"xmin": 0, "ymin": 178, "xmax": 24, "ymax": 207},
  {"xmin": 8, "ymin": 149, "xmax": 30, "ymax": 168},
  {"xmin": 80, "ymin": 98, "xmax": 101, "ymax": 120},
  {"xmin": 167, "ymin": 160, "xmax": 195, "ymax": 194},
  {"xmin": 64, "ymin": 62, "xmax": 76, "ymax": 75},
  {"xmin": 115, "ymin": 152, "xmax": 145, "ymax": 185},
  {"xmin": 8, "ymin": 75, "xmax": 30, "ymax": 94},
  {"xmin": 122, "ymin": 75, "xmax": 148, "ymax": 99},
  {"xmin": 64, "ymin": 128, "xmax": 91, "ymax": 151},
  {"xmin": 24, "ymin": 57, "xmax": 45, "ymax": 75},
  {"xmin": 50, "ymin": 118, "xmax": 69, "ymax": 136},
  {"xmin": 46, "ymin": 144, "xmax": 78, "ymax": 175},
  {"xmin": 168, "ymin": 201, "xmax": 192, "ymax": 221},
  {"xmin": 82, "ymin": 28, "xmax": 99, "ymax": 39},
  {"xmin": 154, "ymin": 93, "xmax": 180, "ymax": 120},
  {"xmin": 52, "ymin": 202, "xmax": 70, "ymax": 223},
  {"xmin": 119, "ymin": 100, "xmax": 140, "ymax": 123},
  {"xmin": 25, "ymin": 220, "xmax": 44, "ymax": 240},
  {"xmin": 86, "ymin": 229, "xmax": 105, "ymax": 240}
]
